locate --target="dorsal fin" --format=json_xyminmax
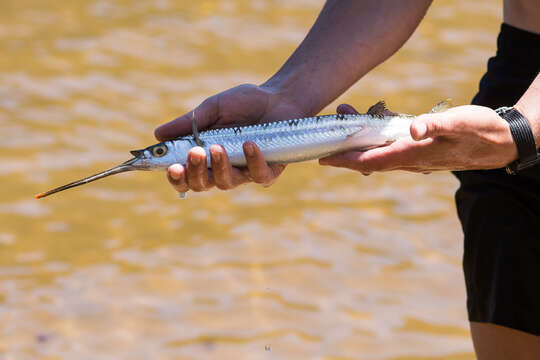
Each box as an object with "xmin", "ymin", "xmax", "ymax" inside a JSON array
[
  {"xmin": 367, "ymin": 100, "xmax": 398, "ymax": 117},
  {"xmin": 430, "ymin": 99, "xmax": 452, "ymax": 113}
]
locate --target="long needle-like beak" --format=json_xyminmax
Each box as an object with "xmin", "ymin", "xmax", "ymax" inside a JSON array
[{"xmin": 35, "ymin": 158, "xmax": 138, "ymax": 199}]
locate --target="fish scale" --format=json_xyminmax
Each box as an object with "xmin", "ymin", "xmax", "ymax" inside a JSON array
[{"xmin": 178, "ymin": 113, "xmax": 401, "ymax": 166}]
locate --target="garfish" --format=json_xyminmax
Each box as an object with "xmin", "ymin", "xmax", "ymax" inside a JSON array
[{"xmin": 34, "ymin": 100, "xmax": 449, "ymax": 199}]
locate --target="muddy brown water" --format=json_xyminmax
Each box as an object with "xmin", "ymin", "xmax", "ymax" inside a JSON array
[{"xmin": 0, "ymin": 1, "xmax": 502, "ymax": 359}]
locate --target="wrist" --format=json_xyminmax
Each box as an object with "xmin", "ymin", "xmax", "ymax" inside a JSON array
[
  {"xmin": 496, "ymin": 106, "xmax": 540, "ymax": 173},
  {"xmin": 513, "ymin": 102, "xmax": 540, "ymax": 149},
  {"xmin": 261, "ymin": 72, "xmax": 327, "ymax": 117}
]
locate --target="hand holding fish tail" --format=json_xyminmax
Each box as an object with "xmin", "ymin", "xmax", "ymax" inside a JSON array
[{"xmin": 320, "ymin": 104, "xmax": 518, "ymax": 173}]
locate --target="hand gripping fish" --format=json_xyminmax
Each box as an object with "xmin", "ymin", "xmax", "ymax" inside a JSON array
[{"xmin": 35, "ymin": 100, "xmax": 449, "ymax": 199}]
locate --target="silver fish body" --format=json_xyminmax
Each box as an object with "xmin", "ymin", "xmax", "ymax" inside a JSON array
[{"xmin": 135, "ymin": 113, "xmax": 414, "ymax": 170}]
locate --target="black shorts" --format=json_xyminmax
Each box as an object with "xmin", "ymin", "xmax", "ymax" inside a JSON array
[{"xmin": 454, "ymin": 24, "xmax": 540, "ymax": 336}]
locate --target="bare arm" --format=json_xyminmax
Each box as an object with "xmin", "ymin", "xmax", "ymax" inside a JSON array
[
  {"xmin": 263, "ymin": 0, "xmax": 433, "ymax": 116},
  {"xmin": 504, "ymin": 0, "xmax": 540, "ymax": 35},
  {"xmin": 154, "ymin": 0, "xmax": 433, "ymax": 194}
]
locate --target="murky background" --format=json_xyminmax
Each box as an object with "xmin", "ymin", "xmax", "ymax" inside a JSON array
[{"xmin": 0, "ymin": 1, "xmax": 502, "ymax": 359}]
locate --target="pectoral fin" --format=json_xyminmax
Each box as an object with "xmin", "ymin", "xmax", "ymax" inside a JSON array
[
  {"xmin": 354, "ymin": 140, "xmax": 395, "ymax": 151},
  {"xmin": 345, "ymin": 126, "xmax": 392, "ymax": 151},
  {"xmin": 429, "ymin": 99, "xmax": 453, "ymax": 113}
]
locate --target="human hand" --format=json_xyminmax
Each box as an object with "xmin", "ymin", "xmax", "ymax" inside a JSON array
[
  {"xmin": 154, "ymin": 84, "xmax": 306, "ymax": 193},
  {"xmin": 319, "ymin": 104, "xmax": 518, "ymax": 173}
]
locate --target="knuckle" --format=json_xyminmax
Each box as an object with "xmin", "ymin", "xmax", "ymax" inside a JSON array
[
  {"xmin": 427, "ymin": 121, "xmax": 441, "ymax": 135},
  {"xmin": 444, "ymin": 114, "xmax": 462, "ymax": 132},
  {"xmin": 200, "ymin": 95, "xmax": 216, "ymax": 109}
]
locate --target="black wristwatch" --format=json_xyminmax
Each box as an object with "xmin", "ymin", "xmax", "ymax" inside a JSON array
[{"xmin": 495, "ymin": 106, "xmax": 540, "ymax": 175}]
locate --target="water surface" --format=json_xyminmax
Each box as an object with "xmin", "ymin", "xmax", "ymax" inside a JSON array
[{"xmin": 0, "ymin": 1, "xmax": 501, "ymax": 359}]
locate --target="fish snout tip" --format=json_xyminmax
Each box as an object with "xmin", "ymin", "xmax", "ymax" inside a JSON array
[{"xmin": 34, "ymin": 192, "xmax": 45, "ymax": 199}]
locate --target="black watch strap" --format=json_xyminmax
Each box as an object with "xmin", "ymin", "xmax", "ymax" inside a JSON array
[{"xmin": 495, "ymin": 106, "xmax": 540, "ymax": 174}]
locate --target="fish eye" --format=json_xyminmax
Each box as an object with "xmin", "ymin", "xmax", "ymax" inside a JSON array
[{"xmin": 152, "ymin": 144, "xmax": 168, "ymax": 157}]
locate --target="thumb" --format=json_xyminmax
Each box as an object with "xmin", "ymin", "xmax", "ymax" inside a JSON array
[
  {"xmin": 410, "ymin": 114, "xmax": 454, "ymax": 141},
  {"xmin": 154, "ymin": 96, "xmax": 218, "ymax": 141}
]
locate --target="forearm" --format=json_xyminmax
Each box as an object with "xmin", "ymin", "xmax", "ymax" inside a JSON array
[
  {"xmin": 262, "ymin": 0, "xmax": 433, "ymax": 116},
  {"xmin": 514, "ymin": 73, "xmax": 540, "ymax": 148}
]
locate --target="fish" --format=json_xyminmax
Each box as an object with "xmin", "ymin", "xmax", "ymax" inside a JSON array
[{"xmin": 34, "ymin": 100, "xmax": 449, "ymax": 199}]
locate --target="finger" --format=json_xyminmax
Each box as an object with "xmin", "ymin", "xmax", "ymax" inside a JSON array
[
  {"xmin": 243, "ymin": 142, "xmax": 276, "ymax": 186},
  {"xmin": 210, "ymin": 145, "xmax": 236, "ymax": 190},
  {"xmin": 186, "ymin": 146, "xmax": 214, "ymax": 191},
  {"xmin": 167, "ymin": 164, "xmax": 189, "ymax": 193},
  {"xmin": 337, "ymin": 103, "xmax": 360, "ymax": 115},
  {"xmin": 319, "ymin": 151, "xmax": 369, "ymax": 171},
  {"xmin": 320, "ymin": 138, "xmax": 434, "ymax": 172},
  {"xmin": 410, "ymin": 113, "xmax": 457, "ymax": 140},
  {"xmin": 154, "ymin": 96, "xmax": 218, "ymax": 141},
  {"xmin": 240, "ymin": 164, "xmax": 285, "ymax": 185}
]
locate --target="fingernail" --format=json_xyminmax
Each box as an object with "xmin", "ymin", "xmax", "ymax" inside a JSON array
[
  {"xmin": 169, "ymin": 164, "xmax": 182, "ymax": 180},
  {"xmin": 415, "ymin": 123, "xmax": 427, "ymax": 139},
  {"xmin": 190, "ymin": 155, "xmax": 200, "ymax": 166},
  {"xmin": 245, "ymin": 144, "xmax": 254, "ymax": 157}
]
